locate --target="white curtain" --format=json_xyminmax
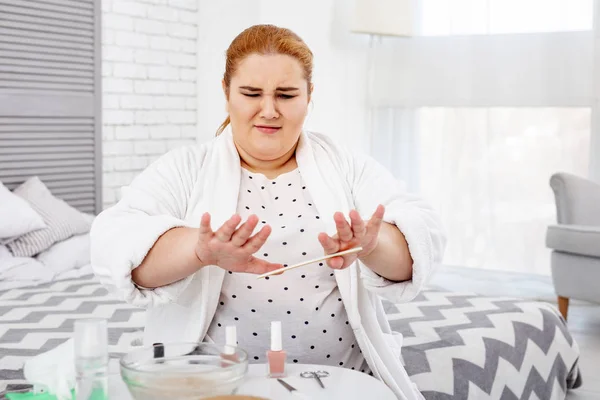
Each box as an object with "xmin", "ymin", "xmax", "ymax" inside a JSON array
[{"xmin": 369, "ymin": 0, "xmax": 599, "ymax": 275}]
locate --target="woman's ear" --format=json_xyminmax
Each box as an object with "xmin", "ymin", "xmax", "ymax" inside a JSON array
[
  {"xmin": 306, "ymin": 84, "xmax": 314, "ymax": 116},
  {"xmin": 222, "ymin": 79, "xmax": 229, "ymax": 113}
]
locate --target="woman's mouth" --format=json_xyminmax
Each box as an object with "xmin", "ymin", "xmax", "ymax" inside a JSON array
[{"xmin": 255, "ymin": 125, "xmax": 281, "ymax": 134}]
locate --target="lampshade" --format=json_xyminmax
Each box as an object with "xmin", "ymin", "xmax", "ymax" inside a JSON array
[{"xmin": 351, "ymin": 0, "xmax": 415, "ymax": 37}]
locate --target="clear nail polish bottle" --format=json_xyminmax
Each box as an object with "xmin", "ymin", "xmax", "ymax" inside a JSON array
[
  {"xmin": 74, "ymin": 318, "xmax": 108, "ymax": 400},
  {"xmin": 221, "ymin": 325, "xmax": 239, "ymax": 366}
]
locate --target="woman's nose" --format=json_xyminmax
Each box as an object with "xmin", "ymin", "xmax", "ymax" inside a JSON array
[{"xmin": 260, "ymin": 96, "xmax": 279, "ymax": 119}]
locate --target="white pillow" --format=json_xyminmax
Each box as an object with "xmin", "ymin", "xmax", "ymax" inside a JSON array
[
  {"xmin": 36, "ymin": 233, "xmax": 91, "ymax": 275},
  {"xmin": 0, "ymin": 244, "xmax": 52, "ymax": 283},
  {"xmin": 0, "ymin": 181, "xmax": 46, "ymax": 241},
  {"xmin": 6, "ymin": 177, "xmax": 92, "ymax": 257}
]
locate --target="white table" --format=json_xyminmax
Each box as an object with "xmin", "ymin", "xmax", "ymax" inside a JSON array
[
  {"xmin": 237, "ymin": 363, "xmax": 397, "ymax": 399},
  {"xmin": 107, "ymin": 362, "xmax": 397, "ymax": 399}
]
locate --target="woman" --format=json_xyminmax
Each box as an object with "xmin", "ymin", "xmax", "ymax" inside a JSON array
[{"xmin": 91, "ymin": 24, "xmax": 445, "ymax": 399}]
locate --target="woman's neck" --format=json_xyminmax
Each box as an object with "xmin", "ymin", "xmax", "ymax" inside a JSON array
[{"xmin": 238, "ymin": 144, "xmax": 298, "ymax": 180}]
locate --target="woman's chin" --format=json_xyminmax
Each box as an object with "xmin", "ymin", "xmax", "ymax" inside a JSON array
[
  {"xmin": 251, "ymin": 140, "xmax": 284, "ymax": 157},
  {"xmin": 253, "ymin": 152, "xmax": 285, "ymax": 162}
]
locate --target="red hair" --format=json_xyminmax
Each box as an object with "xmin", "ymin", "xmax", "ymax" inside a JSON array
[{"xmin": 216, "ymin": 24, "xmax": 314, "ymax": 135}]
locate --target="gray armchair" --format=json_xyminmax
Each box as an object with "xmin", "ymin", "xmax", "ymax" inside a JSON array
[{"xmin": 546, "ymin": 172, "xmax": 600, "ymax": 320}]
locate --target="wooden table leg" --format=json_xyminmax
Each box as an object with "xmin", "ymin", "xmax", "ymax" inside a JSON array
[{"xmin": 558, "ymin": 296, "xmax": 569, "ymax": 321}]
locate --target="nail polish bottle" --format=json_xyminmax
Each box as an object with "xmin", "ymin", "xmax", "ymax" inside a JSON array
[
  {"xmin": 266, "ymin": 321, "xmax": 286, "ymax": 378},
  {"xmin": 221, "ymin": 326, "xmax": 238, "ymax": 366},
  {"xmin": 74, "ymin": 318, "xmax": 108, "ymax": 400}
]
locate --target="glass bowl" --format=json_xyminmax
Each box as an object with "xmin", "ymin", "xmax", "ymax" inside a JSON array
[{"xmin": 120, "ymin": 342, "xmax": 248, "ymax": 400}]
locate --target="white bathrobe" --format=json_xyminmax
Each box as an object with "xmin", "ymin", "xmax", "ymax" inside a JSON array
[{"xmin": 90, "ymin": 127, "xmax": 446, "ymax": 400}]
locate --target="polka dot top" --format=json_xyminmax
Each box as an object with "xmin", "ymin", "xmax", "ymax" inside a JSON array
[{"xmin": 205, "ymin": 167, "xmax": 369, "ymax": 372}]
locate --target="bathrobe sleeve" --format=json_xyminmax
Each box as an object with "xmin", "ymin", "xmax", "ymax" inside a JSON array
[
  {"xmin": 345, "ymin": 151, "xmax": 446, "ymax": 304},
  {"xmin": 90, "ymin": 144, "xmax": 204, "ymax": 308}
]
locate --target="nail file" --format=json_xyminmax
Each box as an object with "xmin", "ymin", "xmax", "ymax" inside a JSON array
[{"xmin": 256, "ymin": 247, "xmax": 362, "ymax": 279}]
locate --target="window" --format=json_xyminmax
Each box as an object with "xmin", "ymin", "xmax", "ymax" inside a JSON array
[
  {"xmin": 413, "ymin": 107, "xmax": 590, "ymax": 274},
  {"xmin": 370, "ymin": 1, "xmax": 596, "ymax": 275},
  {"xmin": 419, "ymin": 0, "xmax": 593, "ymax": 36}
]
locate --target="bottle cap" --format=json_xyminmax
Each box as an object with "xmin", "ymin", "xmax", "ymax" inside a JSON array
[
  {"xmin": 74, "ymin": 318, "xmax": 108, "ymax": 359},
  {"xmin": 224, "ymin": 326, "xmax": 237, "ymax": 355},
  {"xmin": 270, "ymin": 321, "xmax": 282, "ymax": 351}
]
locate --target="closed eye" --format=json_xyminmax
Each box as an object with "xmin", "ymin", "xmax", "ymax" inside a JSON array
[{"xmin": 242, "ymin": 93, "xmax": 297, "ymax": 99}]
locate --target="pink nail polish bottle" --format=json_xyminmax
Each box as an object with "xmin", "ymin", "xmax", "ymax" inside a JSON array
[{"xmin": 266, "ymin": 321, "xmax": 286, "ymax": 378}]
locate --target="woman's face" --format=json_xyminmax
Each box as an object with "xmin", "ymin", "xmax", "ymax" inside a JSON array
[{"xmin": 225, "ymin": 53, "xmax": 311, "ymax": 165}]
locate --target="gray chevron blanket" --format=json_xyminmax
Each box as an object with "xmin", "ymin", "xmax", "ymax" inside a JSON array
[{"xmin": 0, "ymin": 275, "xmax": 581, "ymax": 399}]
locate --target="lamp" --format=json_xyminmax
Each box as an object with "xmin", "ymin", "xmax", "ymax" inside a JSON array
[
  {"xmin": 350, "ymin": 0, "xmax": 415, "ymax": 154},
  {"xmin": 350, "ymin": 0, "xmax": 415, "ymax": 37}
]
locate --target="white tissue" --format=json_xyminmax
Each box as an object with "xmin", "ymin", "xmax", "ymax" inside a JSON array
[{"xmin": 24, "ymin": 338, "xmax": 76, "ymax": 400}]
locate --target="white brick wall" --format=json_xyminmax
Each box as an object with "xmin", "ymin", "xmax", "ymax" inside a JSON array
[{"xmin": 102, "ymin": 0, "xmax": 198, "ymax": 208}]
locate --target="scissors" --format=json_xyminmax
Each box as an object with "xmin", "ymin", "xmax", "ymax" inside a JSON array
[{"xmin": 300, "ymin": 370, "xmax": 330, "ymax": 388}]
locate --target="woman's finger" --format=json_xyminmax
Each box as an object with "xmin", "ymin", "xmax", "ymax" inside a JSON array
[
  {"xmin": 349, "ymin": 210, "xmax": 366, "ymax": 240},
  {"xmin": 242, "ymin": 224, "xmax": 272, "ymax": 253},
  {"xmin": 327, "ymin": 256, "xmax": 345, "ymax": 269},
  {"xmin": 334, "ymin": 212, "xmax": 353, "ymax": 242},
  {"xmin": 230, "ymin": 215, "xmax": 259, "ymax": 247},
  {"xmin": 198, "ymin": 213, "xmax": 213, "ymax": 240},
  {"xmin": 365, "ymin": 205, "xmax": 385, "ymax": 236},
  {"xmin": 245, "ymin": 257, "xmax": 284, "ymax": 275},
  {"xmin": 318, "ymin": 232, "xmax": 339, "ymax": 254},
  {"xmin": 214, "ymin": 214, "xmax": 242, "ymax": 242}
]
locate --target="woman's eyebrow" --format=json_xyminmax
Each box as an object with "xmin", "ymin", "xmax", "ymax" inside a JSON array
[
  {"xmin": 276, "ymin": 86, "xmax": 299, "ymax": 92},
  {"xmin": 239, "ymin": 86, "xmax": 299, "ymax": 92}
]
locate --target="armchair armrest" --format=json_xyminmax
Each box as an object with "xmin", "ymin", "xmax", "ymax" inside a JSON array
[
  {"xmin": 550, "ymin": 172, "xmax": 600, "ymax": 225},
  {"xmin": 546, "ymin": 224, "xmax": 600, "ymax": 258}
]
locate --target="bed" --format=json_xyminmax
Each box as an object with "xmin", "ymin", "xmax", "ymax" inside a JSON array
[
  {"xmin": 0, "ymin": 273, "xmax": 582, "ymax": 399},
  {"xmin": 0, "ymin": 160, "xmax": 583, "ymax": 399}
]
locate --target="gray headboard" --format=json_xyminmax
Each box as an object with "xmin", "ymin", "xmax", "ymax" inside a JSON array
[{"xmin": 0, "ymin": 0, "xmax": 102, "ymax": 214}]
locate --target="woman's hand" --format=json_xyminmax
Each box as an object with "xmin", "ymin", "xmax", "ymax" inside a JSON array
[
  {"xmin": 317, "ymin": 205, "xmax": 385, "ymax": 269},
  {"xmin": 195, "ymin": 213, "xmax": 283, "ymax": 275}
]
